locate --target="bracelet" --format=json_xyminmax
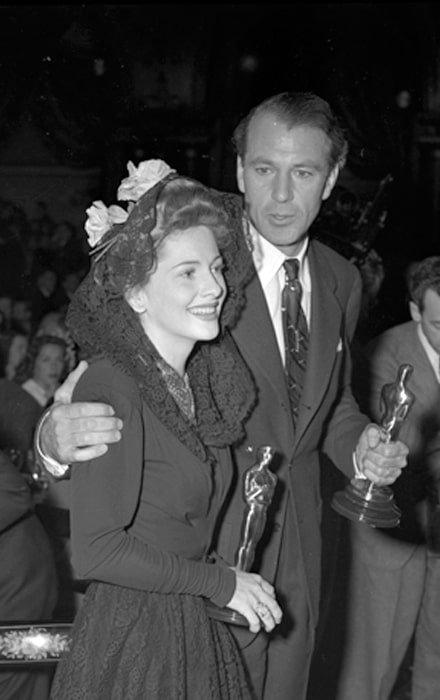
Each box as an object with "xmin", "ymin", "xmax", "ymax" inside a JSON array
[{"xmin": 34, "ymin": 407, "xmax": 70, "ymax": 478}]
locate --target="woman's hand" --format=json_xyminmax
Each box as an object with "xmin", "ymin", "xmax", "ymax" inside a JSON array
[{"xmin": 226, "ymin": 569, "xmax": 282, "ymax": 634}]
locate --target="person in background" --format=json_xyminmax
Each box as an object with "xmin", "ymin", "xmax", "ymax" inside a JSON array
[
  {"xmin": 50, "ymin": 163, "xmax": 282, "ymax": 699},
  {"xmin": 53, "ymin": 269, "xmax": 86, "ymax": 316},
  {"xmin": 15, "ymin": 334, "xmax": 68, "ymax": 411},
  {"xmin": 29, "ymin": 267, "xmax": 60, "ymax": 334},
  {"xmin": 10, "ymin": 297, "xmax": 32, "ymax": 335},
  {"xmin": 0, "ymin": 295, "xmax": 12, "ymax": 332},
  {"xmin": 38, "ymin": 92, "xmax": 408, "ymax": 700},
  {"xmin": 47, "ymin": 221, "xmax": 88, "ymax": 280},
  {"xmin": 0, "ymin": 325, "xmax": 29, "ymax": 381},
  {"xmin": 335, "ymin": 255, "xmax": 440, "ymax": 700},
  {"xmin": 0, "ymin": 333, "xmax": 68, "ymax": 561},
  {"xmin": 12, "ymin": 334, "xmax": 72, "ymax": 618},
  {"xmin": 35, "ymin": 311, "xmax": 79, "ymax": 376},
  {"xmin": 0, "ymin": 333, "xmax": 67, "ymax": 467},
  {"xmin": 0, "ymin": 448, "xmax": 58, "ymax": 700}
]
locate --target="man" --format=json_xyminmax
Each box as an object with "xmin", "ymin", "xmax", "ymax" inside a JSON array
[
  {"xmin": 37, "ymin": 92, "xmax": 407, "ymax": 700},
  {"xmin": 336, "ymin": 255, "xmax": 440, "ymax": 700}
]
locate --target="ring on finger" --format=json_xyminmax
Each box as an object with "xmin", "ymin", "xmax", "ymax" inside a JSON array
[{"xmin": 256, "ymin": 602, "xmax": 270, "ymax": 619}]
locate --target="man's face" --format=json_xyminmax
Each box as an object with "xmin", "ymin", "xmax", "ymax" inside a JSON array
[
  {"xmin": 411, "ymin": 288, "xmax": 440, "ymax": 354},
  {"xmin": 236, "ymin": 112, "xmax": 340, "ymax": 256}
]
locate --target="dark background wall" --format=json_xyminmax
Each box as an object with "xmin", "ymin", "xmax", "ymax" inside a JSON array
[{"xmin": 0, "ymin": 3, "xmax": 440, "ymax": 275}]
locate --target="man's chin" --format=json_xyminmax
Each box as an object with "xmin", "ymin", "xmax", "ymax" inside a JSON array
[{"xmin": 263, "ymin": 230, "xmax": 307, "ymax": 252}]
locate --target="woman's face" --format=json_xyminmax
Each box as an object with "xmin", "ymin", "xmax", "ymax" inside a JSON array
[
  {"xmin": 9, "ymin": 334, "xmax": 28, "ymax": 369},
  {"xmin": 127, "ymin": 225, "xmax": 226, "ymax": 372},
  {"xmin": 33, "ymin": 343, "xmax": 65, "ymax": 393}
]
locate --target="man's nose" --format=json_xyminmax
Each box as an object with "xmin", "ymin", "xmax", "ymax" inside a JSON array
[{"xmin": 272, "ymin": 173, "xmax": 294, "ymax": 203}]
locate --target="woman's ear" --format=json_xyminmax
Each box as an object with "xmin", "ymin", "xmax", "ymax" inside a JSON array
[{"xmin": 125, "ymin": 286, "xmax": 148, "ymax": 314}]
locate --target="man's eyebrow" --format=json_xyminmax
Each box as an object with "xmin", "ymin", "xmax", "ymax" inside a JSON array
[{"xmin": 248, "ymin": 155, "xmax": 326, "ymax": 170}]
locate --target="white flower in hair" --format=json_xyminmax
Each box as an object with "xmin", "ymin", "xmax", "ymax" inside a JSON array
[
  {"xmin": 117, "ymin": 159, "xmax": 176, "ymax": 202},
  {"xmin": 85, "ymin": 201, "xmax": 129, "ymax": 248}
]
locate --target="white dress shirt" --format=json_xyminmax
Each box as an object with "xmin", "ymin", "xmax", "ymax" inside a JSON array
[
  {"xmin": 22, "ymin": 378, "xmax": 49, "ymax": 408},
  {"xmin": 247, "ymin": 222, "xmax": 311, "ymax": 365},
  {"xmin": 417, "ymin": 323, "xmax": 440, "ymax": 383}
]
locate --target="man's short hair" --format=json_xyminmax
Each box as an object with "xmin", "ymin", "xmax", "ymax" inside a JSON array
[
  {"xmin": 232, "ymin": 91, "xmax": 348, "ymax": 170},
  {"xmin": 407, "ymin": 256, "xmax": 440, "ymax": 309}
]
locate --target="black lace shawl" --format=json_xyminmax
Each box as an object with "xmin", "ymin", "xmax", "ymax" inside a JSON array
[{"xmin": 66, "ymin": 192, "xmax": 257, "ymax": 466}]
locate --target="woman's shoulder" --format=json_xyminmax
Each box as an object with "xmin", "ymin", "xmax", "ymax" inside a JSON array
[{"xmin": 75, "ymin": 358, "xmax": 142, "ymax": 407}]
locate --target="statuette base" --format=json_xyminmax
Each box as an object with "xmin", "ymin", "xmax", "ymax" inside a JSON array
[{"xmin": 332, "ymin": 478, "xmax": 401, "ymax": 528}]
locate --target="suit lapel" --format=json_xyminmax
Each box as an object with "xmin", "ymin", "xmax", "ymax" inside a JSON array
[
  {"xmin": 231, "ymin": 234, "xmax": 346, "ymax": 453},
  {"xmin": 232, "ymin": 270, "xmax": 290, "ymax": 408},
  {"xmin": 294, "ymin": 242, "xmax": 344, "ymax": 446}
]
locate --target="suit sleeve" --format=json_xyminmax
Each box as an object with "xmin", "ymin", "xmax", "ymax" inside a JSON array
[
  {"xmin": 70, "ymin": 367, "xmax": 235, "ymax": 608},
  {"xmin": 321, "ymin": 264, "xmax": 370, "ymax": 477}
]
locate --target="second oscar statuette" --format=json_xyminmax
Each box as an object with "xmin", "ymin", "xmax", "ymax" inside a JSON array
[
  {"xmin": 205, "ymin": 445, "xmax": 277, "ymax": 626},
  {"xmin": 332, "ymin": 363, "xmax": 415, "ymax": 528}
]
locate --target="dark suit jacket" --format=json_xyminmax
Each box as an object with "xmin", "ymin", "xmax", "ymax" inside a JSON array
[
  {"xmin": 0, "ymin": 448, "xmax": 58, "ymax": 619},
  {"xmin": 0, "ymin": 450, "xmax": 58, "ymax": 700},
  {"xmin": 0, "ymin": 378, "xmax": 43, "ymax": 456},
  {"xmin": 215, "ymin": 195, "xmax": 369, "ymax": 638},
  {"xmin": 351, "ymin": 320, "xmax": 440, "ymax": 568}
]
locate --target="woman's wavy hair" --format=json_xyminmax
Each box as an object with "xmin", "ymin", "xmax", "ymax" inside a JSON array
[
  {"xmin": 92, "ymin": 176, "xmax": 231, "ymax": 299},
  {"xmin": 14, "ymin": 333, "xmax": 69, "ymax": 385}
]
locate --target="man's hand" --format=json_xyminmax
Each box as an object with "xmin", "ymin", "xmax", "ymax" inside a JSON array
[
  {"xmin": 53, "ymin": 360, "xmax": 89, "ymax": 404},
  {"xmin": 41, "ymin": 361, "xmax": 123, "ymax": 464},
  {"xmin": 355, "ymin": 423, "xmax": 408, "ymax": 486}
]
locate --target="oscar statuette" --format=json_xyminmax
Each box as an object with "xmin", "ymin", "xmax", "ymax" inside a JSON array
[
  {"xmin": 205, "ymin": 445, "xmax": 277, "ymax": 626},
  {"xmin": 332, "ymin": 363, "xmax": 415, "ymax": 528}
]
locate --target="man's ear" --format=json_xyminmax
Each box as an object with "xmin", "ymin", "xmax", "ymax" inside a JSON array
[
  {"xmin": 236, "ymin": 156, "xmax": 245, "ymax": 194},
  {"xmin": 322, "ymin": 164, "xmax": 340, "ymax": 201},
  {"xmin": 409, "ymin": 300, "xmax": 421, "ymax": 322},
  {"xmin": 125, "ymin": 286, "xmax": 147, "ymax": 314}
]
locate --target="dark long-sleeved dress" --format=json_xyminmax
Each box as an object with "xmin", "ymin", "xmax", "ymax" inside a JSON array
[{"xmin": 50, "ymin": 359, "xmax": 252, "ymax": 700}]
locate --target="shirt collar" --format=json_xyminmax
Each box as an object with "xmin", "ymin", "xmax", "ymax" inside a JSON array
[
  {"xmin": 247, "ymin": 221, "xmax": 310, "ymax": 291},
  {"xmin": 21, "ymin": 378, "xmax": 49, "ymax": 407},
  {"xmin": 417, "ymin": 322, "xmax": 440, "ymax": 379}
]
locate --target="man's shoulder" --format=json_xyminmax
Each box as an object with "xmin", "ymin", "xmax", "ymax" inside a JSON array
[
  {"xmin": 310, "ymin": 238, "xmax": 359, "ymax": 276},
  {"xmin": 368, "ymin": 321, "xmax": 416, "ymax": 355},
  {"xmin": 309, "ymin": 238, "xmax": 361, "ymax": 296}
]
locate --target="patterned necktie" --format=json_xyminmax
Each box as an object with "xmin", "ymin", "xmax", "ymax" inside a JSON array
[{"xmin": 281, "ymin": 258, "xmax": 309, "ymax": 422}]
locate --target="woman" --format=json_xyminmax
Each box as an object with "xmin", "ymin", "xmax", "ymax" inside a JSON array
[
  {"xmin": 50, "ymin": 160, "xmax": 282, "ymax": 699},
  {"xmin": 0, "ymin": 334, "xmax": 67, "ymax": 470},
  {"xmin": 16, "ymin": 333, "xmax": 68, "ymax": 409}
]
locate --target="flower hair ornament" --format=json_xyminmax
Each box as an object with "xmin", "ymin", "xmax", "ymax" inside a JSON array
[{"xmin": 85, "ymin": 159, "xmax": 177, "ymax": 262}]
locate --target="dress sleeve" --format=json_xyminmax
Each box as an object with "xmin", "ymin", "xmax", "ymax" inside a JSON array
[{"xmin": 70, "ymin": 366, "xmax": 235, "ymax": 609}]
